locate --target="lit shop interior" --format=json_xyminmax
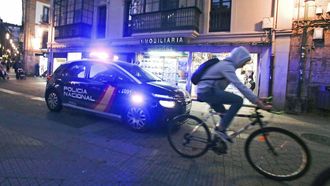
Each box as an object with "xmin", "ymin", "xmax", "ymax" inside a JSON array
[{"xmin": 137, "ymin": 51, "xmax": 258, "ymax": 100}]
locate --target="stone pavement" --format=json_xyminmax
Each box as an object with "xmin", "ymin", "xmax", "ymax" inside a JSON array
[{"xmin": 0, "ymin": 77, "xmax": 330, "ymax": 186}]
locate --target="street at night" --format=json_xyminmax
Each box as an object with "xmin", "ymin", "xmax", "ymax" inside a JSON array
[
  {"xmin": 0, "ymin": 76, "xmax": 330, "ymax": 185},
  {"xmin": 1, "ymin": 0, "xmax": 330, "ymax": 185}
]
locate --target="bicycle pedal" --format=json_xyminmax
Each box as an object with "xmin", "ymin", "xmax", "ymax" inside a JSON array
[
  {"xmin": 213, "ymin": 149, "xmax": 227, "ymax": 155},
  {"xmin": 212, "ymin": 137, "xmax": 228, "ymax": 155}
]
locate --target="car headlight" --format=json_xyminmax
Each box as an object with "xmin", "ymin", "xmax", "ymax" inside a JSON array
[
  {"xmin": 131, "ymin": 93, "xmax": 144, "ymax": 105},
  {"xmin": 159, "ymin": 100, "xmax": 176, "ymax": 108},
  {"xmin": 152, "ymin": 93, "xmax": 175, "ymax": 100}
]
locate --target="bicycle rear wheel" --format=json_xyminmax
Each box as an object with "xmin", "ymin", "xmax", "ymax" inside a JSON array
[
  {"xmin": 167, "ymin": 114, "xmax": 211, "ymax": 158},
  {"xmin": 245, "ymin": 127, "xmax": 311, "ymax": 181}
]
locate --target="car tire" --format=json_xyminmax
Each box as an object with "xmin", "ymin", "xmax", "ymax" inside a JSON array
[
  {"xmin": 45, "ymin": 90, "xmax": 62, "ymax": 112},
  {"xmin": 123, "ymin": 106, "xmax": 151, "ymax": 132}
]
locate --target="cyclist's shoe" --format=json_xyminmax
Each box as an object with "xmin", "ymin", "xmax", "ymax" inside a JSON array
[{"xmin": 214, "ymin": 128, "xmax": 233, "ymax": 143}]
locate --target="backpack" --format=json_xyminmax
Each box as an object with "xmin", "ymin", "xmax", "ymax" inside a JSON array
[{"xmin": 191, "ymin": 58, "xmax": 224, "ymax": 85}]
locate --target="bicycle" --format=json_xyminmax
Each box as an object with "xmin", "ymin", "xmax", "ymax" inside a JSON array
[{"xmin": 167, "ymin": 101, "xmax": 311, "ymax": 181}]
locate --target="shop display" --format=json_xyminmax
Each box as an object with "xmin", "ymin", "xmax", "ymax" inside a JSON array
[
  {"xmin": 138, "ymin": 52, "xmax": 189, "ymax": 88},
  {"xmin": 139, "ymin": 57, "xmax": 179, "ymax": 86}
]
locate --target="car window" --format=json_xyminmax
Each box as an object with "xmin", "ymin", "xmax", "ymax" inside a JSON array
[
  {"xmin": 64, "ymin": 64, "xmax": 87, "ymax": 78},
  {"xmin": 91, "ymin": 65, "xmax": 133, "ymax": 84},
  {"xmin": 124, "ymin": 65, "xmax": 161, "ymax": 82},
  {"xmin": 90, "ymin": 64, "xmax": 108, "ymax": 79}
]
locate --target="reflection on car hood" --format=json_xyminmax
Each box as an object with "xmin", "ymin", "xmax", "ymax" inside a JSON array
[{"xmin": 146, "ymin": 81, "xmax": 179, "ymax": 93}]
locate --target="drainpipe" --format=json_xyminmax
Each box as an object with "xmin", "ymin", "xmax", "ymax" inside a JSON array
[
  {"xmin": 269, "ymin": 0, "xmax": 279, "ymax": 96},
  {"xmin": 47, "ymin": 0, "xmax": 54, "ymax": 75}
]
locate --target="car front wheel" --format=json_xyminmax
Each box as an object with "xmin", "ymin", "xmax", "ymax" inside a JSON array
[
  {"xmin": 46, "ymin": 90, "xmax": 62, "ymax": 112},
  {"xmin": 123, "ymin": 106, "xmax": 151, "ymax": 132}
]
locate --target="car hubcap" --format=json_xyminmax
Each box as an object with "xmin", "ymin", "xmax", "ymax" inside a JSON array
[
  {"xmin": 127, "ymin": 108, "xmax": 147, "ymax": 130},
  {"xmin": 48, "ymin": 92, "xmax": 58, "ymax": 109}
]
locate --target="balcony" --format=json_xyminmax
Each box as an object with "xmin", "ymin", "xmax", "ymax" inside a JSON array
[
  {"xmin": 55, "ymin": 23, "xmax": 92, "ymax": 40},
  {"xmin": 131, "ymin": 7, "xmax": 201, "ymax": 34}
]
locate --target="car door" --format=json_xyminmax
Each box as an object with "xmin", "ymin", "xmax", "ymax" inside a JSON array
[
  {"xmin": 82, "ymin": 62, "xmax": 113, "ymax": 111},
  {"xmin": 87, "ymin": 63, "xmax": 134, "ymax": 115},
  {"xmin": 62, "ymin": 62, "xmax": 88, "ymax": 107}
]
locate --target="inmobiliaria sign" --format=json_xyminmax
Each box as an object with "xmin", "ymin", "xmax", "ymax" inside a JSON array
[{"xmin": 140, "ymin": 37, "xmax": 186, "ymax": 45}]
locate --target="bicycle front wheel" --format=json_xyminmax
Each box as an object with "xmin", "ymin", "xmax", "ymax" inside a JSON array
[
  {"xmin": 245, "ymin": 127, "xmax": 311, "ymax": 181},
  {"xmin": 167, "ymin": 114, "xmax": 211, "ymax": 158}
]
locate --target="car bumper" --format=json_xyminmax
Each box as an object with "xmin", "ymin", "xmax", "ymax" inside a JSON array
[{"xmin": 149, "ymin": 101, "xmax": 192, "ymax": 127}]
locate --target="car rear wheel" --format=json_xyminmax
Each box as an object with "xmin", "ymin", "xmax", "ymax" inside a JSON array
[
  {"xmin": 123, "ymin": 106, "xmax": 151, "ymax": 132},
  {"xmin": 46, "ymin": 90, "xmax": 62, "ymax": 112}
]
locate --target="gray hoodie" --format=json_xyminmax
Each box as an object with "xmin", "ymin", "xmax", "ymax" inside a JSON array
[{"xmin": 196, "ymin": 46, "xmax": 258, "ymax": 104}]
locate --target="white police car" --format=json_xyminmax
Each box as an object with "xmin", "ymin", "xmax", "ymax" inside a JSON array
[{"xmin": 45, "ymin": 59, "xmax": 191, "ymax": 132}]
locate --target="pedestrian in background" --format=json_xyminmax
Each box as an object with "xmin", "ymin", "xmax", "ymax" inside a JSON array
[
  {"xmin": 6, "ymin": 60, "xmax": 11, "ymax": 72},
  {"xmin": 34, "ymin": 62, "xmax": 40, "ymax": 77}
]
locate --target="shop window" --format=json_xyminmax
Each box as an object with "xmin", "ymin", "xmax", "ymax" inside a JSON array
[
  {"xmin": 138, "ymin": 52, "xmax": 189, "ymax": 88},
  {"xmin": 209, "ymin": 0, "xmax": 231, "ymax": 32},
  {"xmin": 97, "ymin": 5, "xmax": 107, "ymax": 38}
]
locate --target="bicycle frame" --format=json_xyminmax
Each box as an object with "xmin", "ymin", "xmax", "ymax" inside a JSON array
[{"xmin": 200, "ymin": 104, "xmax": 267, "ymax": 140}]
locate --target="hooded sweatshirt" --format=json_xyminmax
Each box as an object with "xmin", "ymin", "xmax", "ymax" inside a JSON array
[{"xmin": 196, "ymin": 46, "xmax": 258, "ymax": 104}]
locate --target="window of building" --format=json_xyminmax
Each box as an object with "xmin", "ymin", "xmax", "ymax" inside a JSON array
[
  {"xmin": 179, "ymin": 0, "xmax": 199, "ymax": 8},
  {"xmin": 124, "ymin": 0, "xmax": 133, "ymax": 37},
  {"xmin": 97, "ymin": 5, "xmax": 107, "ymax": 38},
  {"xmin": 130, "ymin": 0, "xmax": 144, "ymax": 14},
  {"xmin": 145, "ymin": 0, "xmax": 159, "ymax": 12},
  {"xmin": 54, "ymin": 0, "xmax": 94, "ymax": 39},
  {"xmin": 42, "ymin": 6, "xmax": 50, "ymax": 23},
  {"xmin": 161, "ymin": 0, "xmax": 177, "ymax": 11},
  {"xmin": 41, "ymin": 31, "xmax": 48, "ymax": 49},
  {"xmin": 209, "ymin": 0, "xmax": 231, "ymax": 32},
  {"xmin": 130, "ymin": 0, "xmax": 202, "ymax": 14}
]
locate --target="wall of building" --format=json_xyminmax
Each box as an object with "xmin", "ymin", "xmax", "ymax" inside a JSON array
[
  {"xmin": 23, "ymin": 0, "xmax": 37, "ymax": 74},
  {"xmin": 231, "ymin": 0, "xmax": 272, "ymax": 33},
  {"xmin": 23, "ymin": 0, "xmax": 50, "ymax": 74},
  {"xmin": 287, "ymin": 0, "xmax": 330, "ymax": 112}
]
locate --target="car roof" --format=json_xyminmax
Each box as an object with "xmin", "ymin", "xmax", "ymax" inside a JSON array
[{"xmin": 65, "ymin": 59, "xmax": 137, "ymax": 67}]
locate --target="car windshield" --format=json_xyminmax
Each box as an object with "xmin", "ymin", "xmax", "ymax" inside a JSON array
[{"xmin": 119, "ymin": 64, "xmax": 161, "ymax": 82}]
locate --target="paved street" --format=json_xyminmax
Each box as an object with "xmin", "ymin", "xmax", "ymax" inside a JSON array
[{"xmin": 0, "ymin": 76, "xmax": 330, "ymax": 186}]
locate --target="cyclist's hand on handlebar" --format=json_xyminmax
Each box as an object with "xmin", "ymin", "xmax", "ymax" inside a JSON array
[{"xmin": 256, "ymin": 99, "xmax": 273, "ymax": 111}]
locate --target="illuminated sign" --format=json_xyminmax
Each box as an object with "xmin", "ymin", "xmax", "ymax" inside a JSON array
[{"xmin": 140, "ymin": 37, "xmax": 186, "ymax": 45}]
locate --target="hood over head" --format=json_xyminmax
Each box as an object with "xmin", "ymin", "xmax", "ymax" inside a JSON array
[{"xmin": 224, "ymin": 46, "xmax": 251, "ymax": 68}]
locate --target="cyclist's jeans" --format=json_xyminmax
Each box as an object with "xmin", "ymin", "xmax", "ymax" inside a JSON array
[{"xmin": 197, "ymin": 89, "xmax": 243, "ymax": 131}]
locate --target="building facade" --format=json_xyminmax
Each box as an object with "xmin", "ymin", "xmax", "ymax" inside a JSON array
[
  {"xmin": 0, "ymin": 19, "xmax": 21, "ymax": 64},
  {"xmin": 48, "ymin": 0, "xmax": 300, "ymax": 110},
  {"xmin": 287, "ymin": 0, "xmax": 330, "ymax": 112},
  {"xmin": 23, "ymin": 0, "xmax": 50, "ymax": 75}
]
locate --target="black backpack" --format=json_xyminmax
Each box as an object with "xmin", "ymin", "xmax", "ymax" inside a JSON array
[{"xmin": 191, "ymin": 58, "xmax": 224, "ymax": 85}]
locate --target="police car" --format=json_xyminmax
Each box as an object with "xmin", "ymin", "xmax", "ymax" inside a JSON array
[{"xmin": 45, "ymin": 59, "xmax": 192, "ymax": 132}]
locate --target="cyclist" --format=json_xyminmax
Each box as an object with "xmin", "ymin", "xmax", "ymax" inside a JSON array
[{"xmin": 197, "ymin": 46, "xmax": 272, "ymax": 142}]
